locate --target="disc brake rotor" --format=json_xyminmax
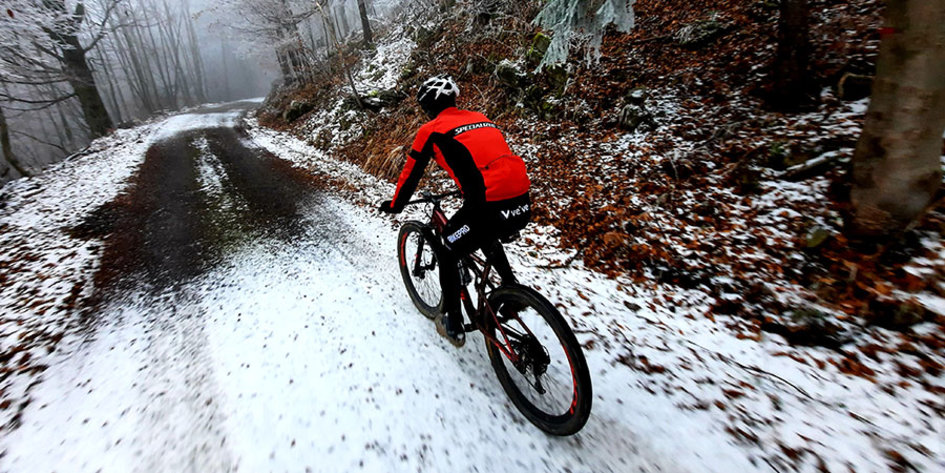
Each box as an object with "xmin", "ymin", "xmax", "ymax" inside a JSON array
[{"xmin": 510, "ymin": 334, "xmax": 552, "ymax": 394}]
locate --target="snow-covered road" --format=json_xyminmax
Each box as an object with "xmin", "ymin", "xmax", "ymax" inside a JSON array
[
  {"xmin": 5, "ymin": 200, "xmax": 675, "ymax": 472},
  {"xmin": 0, "ymin": 104, "xmax": 680, "ymax": 472}
]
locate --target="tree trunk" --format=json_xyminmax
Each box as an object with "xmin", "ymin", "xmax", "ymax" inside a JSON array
[
  {"xmin": 322, "ymin": 14, "xmax": 334, "ymax": 64},
  {"xmin": 316, "ymin": 2, "xmax": 363, "ymax": 109},
  {"xmin": 183, "ymin": 0, "xmax": 208, "ymax": 103},
  {"xmin": 126, "ymin": 17, "xmax": 160, "ymax": 112},
  {"xmin": 305, "ymin": 16, "xmax": 318, "ymax": 52},
  {"xmin": 221, "ymin": 40, "xmax": 232, "ymax": 101},
  {"xmin": 768, "ymin": 0, "xmax": 811, "ymax": 111},
  {"xmin": 113, "ymin": 25, "xmax": 153, "ymax": 115},
  {"xmin": 61, "ymin": 43, "xmax": 113, "ymax": 138},
  {"xmin": 848, "ymin": 0, "xmax": 945, "ymax": 239},
  {"xmin": 142, "ymin": 10, "xmax": 175, "ymax": 109},
  {"xmin": 357, "ymin": 0, "xmax": 373, "ymax": 46},
  {"xmin": 44, "ymin": 0, "xmax": 113, "ymax": 138},
  {"xmin": 98, "ymin": 47, "xmax": 127, "ymax": 123},
  {"xmin": 335, "ymin": 4, "xmax": 350, "ymax": 37},
  {"xmin": 0, "ymin": 105, "xmax": 29, "ymax": 177}
]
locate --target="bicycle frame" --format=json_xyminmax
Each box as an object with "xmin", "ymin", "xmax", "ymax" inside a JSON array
[
  {"xmin": 400, "ymin": 191, "xmax": 592, "ymax": 434},
  {"xmin": 417, "ymin": 193, "xmax": 530, "ymax": 366}
]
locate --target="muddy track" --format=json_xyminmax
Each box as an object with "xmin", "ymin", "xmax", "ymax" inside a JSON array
[{"xmin": 78, "ymin": 119, "xmax": 327, "ymax": 299}]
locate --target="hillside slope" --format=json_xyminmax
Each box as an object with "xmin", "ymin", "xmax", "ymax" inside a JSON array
[{"xmin": 254, "ymin": 1, "xmax": 945, "ymax": 470}]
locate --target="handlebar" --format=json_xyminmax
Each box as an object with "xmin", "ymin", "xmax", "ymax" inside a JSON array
[{"xmin": 405, "ymin": 190, "xmax": 461, "ymax": 206}]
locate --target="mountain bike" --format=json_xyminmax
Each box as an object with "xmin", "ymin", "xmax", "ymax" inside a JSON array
[{"xmin": 396, "ymin": 191, "xmax": 592, "ymax": 435}]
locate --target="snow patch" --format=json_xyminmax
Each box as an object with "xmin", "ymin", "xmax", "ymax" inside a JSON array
[{"xmin": 357, "ymin": 28, "xmax": 416, "ymax": 93}]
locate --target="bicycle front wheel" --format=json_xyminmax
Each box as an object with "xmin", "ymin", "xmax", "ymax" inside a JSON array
[
  {"xmin": 397, "ymin": 221, "xmax": 444, "ymax": 319},
  {"xmin": 485, "ymin": 284, "xmax": 592, "ymax": 435}
]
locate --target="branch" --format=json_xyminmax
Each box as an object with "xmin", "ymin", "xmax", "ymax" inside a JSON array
[
  {"xmin": 1, "ymin": 43, "xmax": 62, "ymax": 68},
  {"xmin": 0, "ymin": 76, "xmax": 70, "ymax": 87},
  {"xmin": 0, "ymin": 92, "xmax": 77, "ymax": 111},
  {"xmin": 685, "ymin": 340, "xmax": 817, "ymax": 401},
  {"xmin": 9, "ymin": 129, "xmax": 68, "ymax": 153},
  {"xmin": 82, "ymin": 0, "xmax": 125, "ymax": 53},
  {"xmin": 536, "ymin": 248, "xmax": 584, "ymax": 269},
  {"xmin": 780, "ymin": 151, "xmax": 846, "ymax": 181}
]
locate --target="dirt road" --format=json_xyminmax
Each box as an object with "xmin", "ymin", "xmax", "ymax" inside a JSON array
[{"xmin": 0, "ymin": 105, "xmax": 675, "ymax": 473}]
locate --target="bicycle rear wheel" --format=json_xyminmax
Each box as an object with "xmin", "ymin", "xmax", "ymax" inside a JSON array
[
  {"xmin": 397, "ymin": 221, "xmax": 444, "ymax": 319},
  {"xmin": 485, "ymin": 284, "xmax": 592, "ymax": 435}
]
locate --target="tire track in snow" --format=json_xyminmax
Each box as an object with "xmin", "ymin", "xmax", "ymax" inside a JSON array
[{"xmin": 0, "ymin": 110, "xmax": 273, "ymax": 472}]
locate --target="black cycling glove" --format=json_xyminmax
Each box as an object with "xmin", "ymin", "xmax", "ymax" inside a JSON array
[{"xmin": 378, "ymin": 200, "xmax": 400, "ymax": 214}]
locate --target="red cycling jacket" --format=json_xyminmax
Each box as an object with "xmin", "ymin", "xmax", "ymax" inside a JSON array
[{"xmin": 390, "ymin": 107, "xmax": 530, "ymax": 210}]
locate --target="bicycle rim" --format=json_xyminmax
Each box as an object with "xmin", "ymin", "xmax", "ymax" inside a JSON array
[
  {"xmin": 398, "ymin": 222, "xmax": 443, "ymax": 319},
  {"xmin": 486, "ymin": 286, "xmax": 592, "ymax": 435}
]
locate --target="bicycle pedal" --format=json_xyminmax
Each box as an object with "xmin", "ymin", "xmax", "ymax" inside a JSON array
[{"xmin": 463, "ymin": 323, "xmax": 476, "ymax": 333}]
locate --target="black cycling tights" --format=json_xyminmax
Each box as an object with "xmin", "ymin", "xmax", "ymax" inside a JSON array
[{"xmin": 433, "ymin": 238, "xmax": 516, "ymax": 328}]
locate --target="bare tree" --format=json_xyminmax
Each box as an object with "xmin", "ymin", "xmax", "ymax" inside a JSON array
[
  {"xmin": 182, "ymin": 0, "xmax": 207, "ymax": 103},
  {"xmin": 0, "ymin": 0, "xmax": 122, "ymax": 138},
  {"xmin": 848, "ymin": 0, "xmax": 945, "ymax": 238},
  {"xmin": 356, "ymin": 0, "xmax": 372, "ymax": 46},
  {"xmin": 334, "ymin": 0, "xmax": 350, "ymax": 38},
  {"xmin": 315, "ymin": 1, "xmax": 362, "ymax": 108},
  {"xmin": 768, "ymin": 0, "xmax": 811, "ymax": 111},
  {"xmin": 210, "ymin": 0, "xmax": 316, "ymax": 84}
]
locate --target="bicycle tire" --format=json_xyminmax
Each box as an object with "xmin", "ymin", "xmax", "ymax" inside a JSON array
[
  {"xmin": 397, "ymin": 221, "xmax": 444, "ymax": 319},
  {"xmin": 485, "ymin": 284, "xmax": 592, "ymax": 435}
]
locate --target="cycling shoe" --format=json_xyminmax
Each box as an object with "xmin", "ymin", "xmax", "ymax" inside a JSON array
[{"xmin": 435, "ymin": 314, "xmax": 466, "ymax": 348}]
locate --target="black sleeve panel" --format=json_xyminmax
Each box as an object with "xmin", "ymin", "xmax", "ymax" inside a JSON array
[
  {"xmin": 391, "ymin": 150, "xmax": 431, "ymax": 211},
  {"xmin": 433, "ymin": 133, "xmax": 487, "ymax": 209}
]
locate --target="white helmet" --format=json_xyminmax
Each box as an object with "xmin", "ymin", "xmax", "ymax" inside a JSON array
[{"xmin": 417, "ymin": 75, "xmax": 460, "ymax": 117}]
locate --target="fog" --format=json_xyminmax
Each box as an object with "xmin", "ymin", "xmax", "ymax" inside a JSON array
[{"xmin": 0, "ymin": 0, "xmax": 403, "ymax": 184}]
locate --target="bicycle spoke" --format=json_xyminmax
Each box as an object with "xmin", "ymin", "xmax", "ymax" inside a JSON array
[
  {"xmin": 494, "ymin": 306, "xmax": 576, "ymax": 417},
  {"xmin": 398, "ymin": 223, "xmax": 442, "ymax": 319}
]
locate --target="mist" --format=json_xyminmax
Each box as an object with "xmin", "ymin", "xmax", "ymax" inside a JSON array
[{"xmin": 0, "ymin": 0, "xmax": 316, "ymax": 184}]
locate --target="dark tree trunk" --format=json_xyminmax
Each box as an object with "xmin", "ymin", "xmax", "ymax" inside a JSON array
[
  {"xmin": 276, "ymin": 49, "xmax": 293, "ymax": 82},
  {"xmin": 847, "ymin": 0, "xmax": 945, "ymax": 239},
  {"xmin": 61, "ymin": 43, "xmax": 114, "ymax": 138},
  {"xmin": 322, "ymin": 14, "xmax": 333, "ymax": 64},
  {"xmin": 768, "ymin": 0, "xmax": 811, "ymax": 111},
  {"xmin": 43, "ymin": 0, "xmax": 113, "ymax": 137},
  {"xmin": 357, "ymin": 0, "xmax": 373, "ymax": 46},
  {"xmin": 63, "ymin": 48, "xmax": 113, "ymax": 139},
  {"xmin": 0, "ymin": 105, "xmax": 29, "ymax": 177}
]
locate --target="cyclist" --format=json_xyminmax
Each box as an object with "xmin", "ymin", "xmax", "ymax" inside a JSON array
[{"xmin": 379, "ymin": 74, "xmax": 531, "ymax": 347}]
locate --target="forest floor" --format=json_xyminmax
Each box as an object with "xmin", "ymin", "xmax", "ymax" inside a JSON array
[{"xmin": 254, "ymin": 0, "xmax": 945, "ymax": 470}]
